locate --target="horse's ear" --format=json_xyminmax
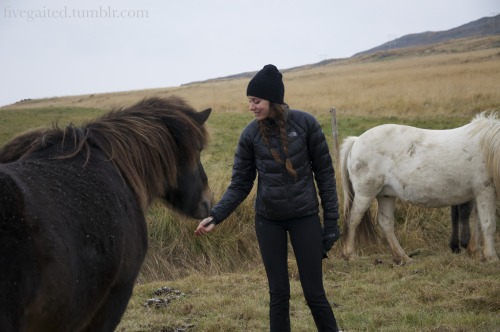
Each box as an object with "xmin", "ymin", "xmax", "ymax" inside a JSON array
[{"xmin": 194, "ymin": 108, "xmax": 212, "ymax": 125}]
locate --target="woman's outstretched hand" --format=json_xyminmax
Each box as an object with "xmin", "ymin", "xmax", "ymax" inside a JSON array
[{"xmin": 194, "ymin": 216, "xmax": 216, "ymax": 236}]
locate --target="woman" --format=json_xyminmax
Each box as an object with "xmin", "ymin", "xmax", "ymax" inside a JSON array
[{"xmin": 195, "ymin": 64, "xmax": 341, "ymax": 332}]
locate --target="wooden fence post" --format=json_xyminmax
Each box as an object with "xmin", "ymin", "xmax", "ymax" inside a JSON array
[{"xmin": 330, "ymin": 107, "xmax": 340, "ymax": 167}]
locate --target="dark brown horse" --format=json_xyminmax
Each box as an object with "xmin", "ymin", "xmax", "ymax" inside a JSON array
[{"xmin": 0, "ymin": 96, "xmax": 213, "ymax": 331}]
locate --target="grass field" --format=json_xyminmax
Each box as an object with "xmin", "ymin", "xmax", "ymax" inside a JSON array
[{"xmin": 2, "ymin": 37, "xmax": 500, "ymax": 331}]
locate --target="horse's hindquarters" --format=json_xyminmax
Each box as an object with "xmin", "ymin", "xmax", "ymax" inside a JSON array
[{"xmin": 0, "ymin": 171, "xmax": 39, "ymax": 332}]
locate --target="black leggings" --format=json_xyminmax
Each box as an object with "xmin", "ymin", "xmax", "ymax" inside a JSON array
[{"xmin": 255, "ymin": 214, "xmax": 338, "ymax": 332}]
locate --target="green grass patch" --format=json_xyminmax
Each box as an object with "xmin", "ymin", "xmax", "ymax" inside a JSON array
[{"xmin": 0, "ymin": 106, "xmax": 106, "ymax": 145}]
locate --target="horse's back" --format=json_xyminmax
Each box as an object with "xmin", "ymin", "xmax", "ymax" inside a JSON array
[
  {"xmin": 349, "ymin": 124, "xmax": 473, "ymax": 178},
  {"xmin": 347, "ymin": 124, "xmax": 486, "ymax": 207}
]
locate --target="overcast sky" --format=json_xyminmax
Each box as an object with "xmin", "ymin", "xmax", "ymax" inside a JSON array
[{"xmin": 0, "ymin": 0, "xmax": 498, "ymax": 107}]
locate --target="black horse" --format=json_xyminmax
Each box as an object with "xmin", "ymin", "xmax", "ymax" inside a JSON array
[
  {"xmin": 450, "ymin": 202, "xmax": 472, "ymax": 253},
  {"xmin": 0, "ymin": 96, "xmax": 213, "ymax": 331}
]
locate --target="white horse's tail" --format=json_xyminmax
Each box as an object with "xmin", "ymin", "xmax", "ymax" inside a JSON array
[
  {"xmin": 339, "ymin": 136, "xmax": 378, "ymax": 246},
  {"xmin": 340, "ymin": 137, "xmax": 357, "ymax": 222}
]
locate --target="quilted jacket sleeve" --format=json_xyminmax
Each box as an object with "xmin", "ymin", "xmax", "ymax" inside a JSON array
[{"xmin": 209, "ymin": 124, "xmax": 257, "ymax": 224}]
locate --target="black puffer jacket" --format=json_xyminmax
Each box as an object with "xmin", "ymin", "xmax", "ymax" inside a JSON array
[{"xmin": 210, "ymin": 109, "xmax": 339, "ymax": 225}]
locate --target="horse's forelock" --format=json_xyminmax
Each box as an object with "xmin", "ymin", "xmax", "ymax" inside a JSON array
[
  {"xmin": 128, "ymin": 96, "xmax": 208, "ymax": 165},
  {"xmin": 86, "ymin": 96, "xmax": 208, "ymax": 210}
]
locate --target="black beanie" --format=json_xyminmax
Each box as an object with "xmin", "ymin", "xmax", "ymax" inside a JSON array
[{"xmin": 246, "ymin": 64, "xmax": 285, "ymax": 104}]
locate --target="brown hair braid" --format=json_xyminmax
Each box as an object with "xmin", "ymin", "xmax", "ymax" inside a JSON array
[{"xmin": 258, "ymin": 103, "xmax": 297, "ymax": 179}]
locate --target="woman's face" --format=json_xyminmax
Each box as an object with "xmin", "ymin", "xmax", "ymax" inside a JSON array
[{"xmin": 248, "ymin": 97, "xmax": 271, "ymax": 120}]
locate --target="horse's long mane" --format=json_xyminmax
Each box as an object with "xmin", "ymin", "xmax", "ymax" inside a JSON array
[
  {"xmin": 2, "ymin": 96, "xmax": 209, "ymax": 209},
  {"xmin": 0, "ymin": 127, "xmax": 50, "ymax": 163},
  {"xmin": 468, "ymin": 111, "xmax": 500, "ymax": 197}
]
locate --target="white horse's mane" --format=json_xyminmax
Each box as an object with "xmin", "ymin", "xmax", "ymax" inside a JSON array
[{"xmin": 469, "ymin": 111, "xmax": 500, "ymax": 196}]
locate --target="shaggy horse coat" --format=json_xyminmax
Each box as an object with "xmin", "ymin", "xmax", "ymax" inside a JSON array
[{"xmin": 0, "ymin": 96, "xmax": 212, "ymax": 331}]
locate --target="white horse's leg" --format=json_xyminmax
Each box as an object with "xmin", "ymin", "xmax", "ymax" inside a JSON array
[
  {"xmin": 467, "ymin": 205, "xmax": 483, "ymax": 259},
  {"xmin": 475, "ymin": 193, "xmax": 499, "ymax": 262},
  {"xmin": 342, "ymin": 195, "xmax": 373, "ymax": 260},
  {"xmin": 377, "ymin": 196, "xmax": 412, "ymax": 264}
]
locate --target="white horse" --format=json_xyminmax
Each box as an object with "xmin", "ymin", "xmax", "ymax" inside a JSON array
[{"xmin": 340, "ymin": 112, "xmax": 500, "ymax": 264}]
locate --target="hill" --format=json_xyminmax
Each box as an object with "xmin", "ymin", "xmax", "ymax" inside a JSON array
[
  {"xmin": 193, "ymin": 14, "xmax": 500, "ymax": 83},
  {"xmin": 355, "ymin": 13, "xmax": 500, "ymax": 56}
]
